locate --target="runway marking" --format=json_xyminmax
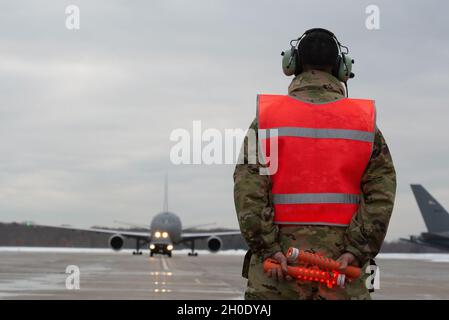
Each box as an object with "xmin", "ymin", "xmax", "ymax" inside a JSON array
[
  {"xmin": 165, "ymin": 256, "xmax": 174, "ymax": 269},
  {"xmin": 161, "ymin": 256, "xmax": 169, "ymax": 271}
]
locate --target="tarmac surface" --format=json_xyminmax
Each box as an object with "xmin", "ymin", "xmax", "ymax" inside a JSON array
[{"xmin": 0, "ymin": 248, "xmax": 449, "ymax": 299}]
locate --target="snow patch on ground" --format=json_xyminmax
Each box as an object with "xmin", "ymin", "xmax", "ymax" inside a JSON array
[
  {"xmin": 0, "ymin": 247, "xmax": 247, "ymax": 255},
  {"xmin": 377, "ymin": 253, "xmax": 449, "ymax": 263}
]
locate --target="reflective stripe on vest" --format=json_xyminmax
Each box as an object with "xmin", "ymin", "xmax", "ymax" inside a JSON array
[
  {"xmin": 259, "ymin": 127, "xmax": 374, "ymax": 142},
  {"xmin": 257, "ymin": 94, "xmax": 376, "ymax": 226}
]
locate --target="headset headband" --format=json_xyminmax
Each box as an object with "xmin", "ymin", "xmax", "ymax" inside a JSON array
[
  {"xmin": 304, "ymin": 28, "xmax": 335, "ymax": 37},
  {"xmin": 293, "ymin": 28, "xmax": 344, "ymax": 53}
]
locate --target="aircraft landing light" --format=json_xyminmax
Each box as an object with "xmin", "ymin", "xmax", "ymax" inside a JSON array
[{"xmin": 153, "ymin": 288, "xmax": 171, "ymax": 293}]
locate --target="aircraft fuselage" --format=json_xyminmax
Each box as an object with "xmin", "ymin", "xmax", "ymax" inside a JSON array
[{"xmin": 148, "ymin": 211, "xmax": 182, "ymax": 256}]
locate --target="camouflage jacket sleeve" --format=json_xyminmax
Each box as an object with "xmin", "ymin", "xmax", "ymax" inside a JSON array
[
  {"xmin": 233, "ymin": 118, "xmax": 281, "ymax": 259},
  {"xmin": 344, "ymin": 129, "xmax": 397, "ymax": 264}
]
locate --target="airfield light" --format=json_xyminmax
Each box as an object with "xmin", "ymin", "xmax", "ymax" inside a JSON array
[
  {"xmin": 154, "ymin": 231, "xmax": 161, "ymax": 238},
  {"xmin": 150, "ymin": 244, "xmax": 155, "ymax": 250},
  {"xmin": 167, "ymin": 245, "xmax": 173, "ymax": 251},
  {"xmin": 162, "ymin": 232, "xmax": 168, "ymax": 238}
]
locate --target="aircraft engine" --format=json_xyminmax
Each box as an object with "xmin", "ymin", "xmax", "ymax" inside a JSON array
[
  {"xmin": 109, "ymin": 234, "xmax": 125, "ymax": 251},
  {"xmin": 207, "ymin": 236, "xmax": 222, "ymax": 252}
]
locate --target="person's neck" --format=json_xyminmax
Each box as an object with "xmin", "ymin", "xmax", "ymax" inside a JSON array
[
  {"xmin": 288, "ymin": 70, "xmax": 346, "ymax": 103},
  {"xmin": 303, "ymin": 65, "xmax": 333, "ymax": 74}
]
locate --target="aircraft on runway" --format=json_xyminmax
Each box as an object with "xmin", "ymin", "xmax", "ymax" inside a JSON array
[
  {"xmin": 42, "ymin": 177, "xmax": 241, "ymax": 257},
  {"xmin": 401, "ymin": 184, "xmax": 449, "ymax": 251}
]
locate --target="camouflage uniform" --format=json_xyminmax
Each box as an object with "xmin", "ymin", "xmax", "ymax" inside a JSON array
[{"xmin": 234, "ymin": 70, "xmax": 397, "ymax": 300}]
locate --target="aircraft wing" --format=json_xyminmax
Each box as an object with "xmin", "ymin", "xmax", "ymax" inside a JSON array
[
  {"xmin": 181, "ymin": 230, "xmax": 241, "ymax": 239},
  {"xmin": 421, "ymin": 231, "xmax": 449, "ymax": 240},
  {"xmin": 33, "ymin": 224, "xmax": 150, "ymax": 240}
]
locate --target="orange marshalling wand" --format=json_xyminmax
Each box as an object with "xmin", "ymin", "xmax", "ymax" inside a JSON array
[
  {"xmin": 263, "ymin": 247, "xmax": 363, "ymax": 288},
  {"xmin": 286, "ymin": 247, "xmax": 361, "ymax": 279},
  {"xmin": 263, "ymin": 258, "xmax": 345, "ymax": 288}
]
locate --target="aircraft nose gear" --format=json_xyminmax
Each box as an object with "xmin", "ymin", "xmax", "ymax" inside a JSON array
[
  {"xmin": 132, "ymin": 239, "xmax": 143, "ymax": 255},
  {"xmin": 188, "ymin": 240, "xmax": 198, "ymax": 256}
]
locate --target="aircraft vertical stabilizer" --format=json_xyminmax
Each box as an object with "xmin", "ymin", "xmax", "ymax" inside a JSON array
[{"xmin": 410, "ymin": 184, "xmax": 449, "ymax": 233}]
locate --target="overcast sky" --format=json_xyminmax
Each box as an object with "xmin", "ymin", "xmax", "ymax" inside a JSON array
[{"xmin": 1, "ymin": 1, "xmax": 448, "ymax": 241}]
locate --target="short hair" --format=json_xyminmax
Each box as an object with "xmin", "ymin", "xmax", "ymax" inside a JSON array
[{"xmin": 298, "ymin": 30, "xmax": 338, "ymax": 69}]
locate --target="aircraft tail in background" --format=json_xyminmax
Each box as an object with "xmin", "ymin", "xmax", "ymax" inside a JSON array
[{"xmin": 410, "ymin": 184, "xmax": 449, "ymax": 234}]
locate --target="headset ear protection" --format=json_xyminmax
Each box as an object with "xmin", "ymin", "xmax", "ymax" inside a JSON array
[{"xmin": 281, "ymin": 28, "xmax": 355, "ymax": 83}]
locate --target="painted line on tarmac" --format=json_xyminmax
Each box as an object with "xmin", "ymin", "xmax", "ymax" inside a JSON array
[{"xmin": 161, "ymin": 256, "xmax": 169, "ymax": 271}]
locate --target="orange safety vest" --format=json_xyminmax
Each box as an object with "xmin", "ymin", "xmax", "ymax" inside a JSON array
[{"xmin": 258, "ymin": 94, "xmax": 376, "ymax": 226}]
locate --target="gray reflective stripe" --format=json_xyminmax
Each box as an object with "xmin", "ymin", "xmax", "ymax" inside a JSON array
[
  {"xmin": 273, "ymin": 193, "xmax": 360, "ymax": 204},
  {"xmin": 260, "ymin": 127, "xmax": 374, "ymax": 143},
  {"xmin": 274, "ymin": 221, "xmax": 349, "ymax": 227}
]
